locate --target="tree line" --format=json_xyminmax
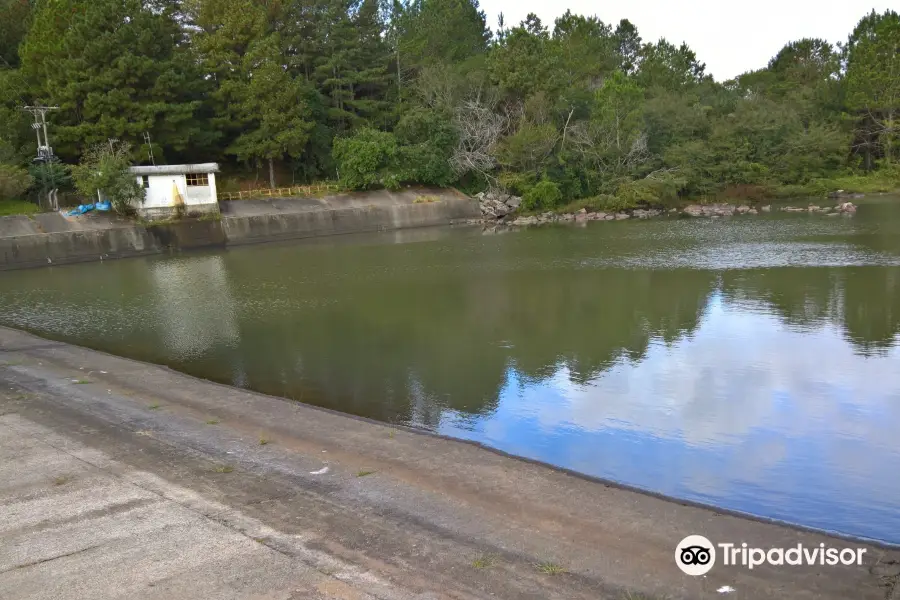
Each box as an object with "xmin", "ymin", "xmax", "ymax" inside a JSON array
[{"xmin": 0, "ymin": 0, "xmax": 898, "ymax": 211}]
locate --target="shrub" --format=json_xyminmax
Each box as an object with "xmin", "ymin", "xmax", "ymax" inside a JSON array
[
  {"xmin": 72, "ymin": 142, "xmax": 144, "ymax": 214},
  {"xmin": 522, "ymin": 180, "xmax": 562, "ymax": 211},
  {"xmin": 333, "ymin": 128, "xmax": 400, "ymax": 190},
  {"xmin": 575, "ymin": 194, "xmax": 631, "ymax": 213},
  {"xmin": 395, "ymin": 108, "xmax": 457, "ymax": 187},
  {"xmin": 333, "ymin": 112, "xmax": 458, "ymax": 191},
  {"xmin": 498, "ymin": 171, "xmax": 536, "ymax": 197},
  {"xmin": 29, "ymin": 162, "xmax": 72, "ymax": 194},
  {"xmin": 615, "ymin": 171, "xmax": 685, "ymax": 207},
  {"xmin": 0, "ymin": 164, "xmax": 33, "ymax": 201}
]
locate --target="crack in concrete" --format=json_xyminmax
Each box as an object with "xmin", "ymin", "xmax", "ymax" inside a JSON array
[{"xmin": 1, "ymin": 543, "xmax": 104, "ymax": 574}]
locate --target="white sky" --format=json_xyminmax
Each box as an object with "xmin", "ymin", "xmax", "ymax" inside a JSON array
[{"xmin": 479, "ymin": 0, "xmax": 897, "ymax": 81}]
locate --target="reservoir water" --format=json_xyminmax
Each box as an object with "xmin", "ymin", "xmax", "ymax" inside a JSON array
[{"xmin": 2, "ymin": 196, "xmax": 900, "ymax": 544}]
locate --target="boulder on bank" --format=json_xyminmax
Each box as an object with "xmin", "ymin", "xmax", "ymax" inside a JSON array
[
  {"xmin": 476, "ymin": 191, "xmax": 523, "ymax": 219},
  {"xmin": 683, "ymin": 204, "xmax": 736, "ymax": 217},
  {"xmin": 779, "ymin": 201, "xmax": 857, "ymax": 215},
  {"xmin": 828, "ymin": 190, "xmax": 865, "ymax": 200}
]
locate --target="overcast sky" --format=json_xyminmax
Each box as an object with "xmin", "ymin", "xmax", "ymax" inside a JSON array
[{"xmin": 478, "ymin": 0, "xmax": 896, "ymax": 81}]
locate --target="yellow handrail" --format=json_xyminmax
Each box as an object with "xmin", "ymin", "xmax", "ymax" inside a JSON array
[{"xmin": 217, "ymin": 184, "xmax": 340, "ymax": 201}]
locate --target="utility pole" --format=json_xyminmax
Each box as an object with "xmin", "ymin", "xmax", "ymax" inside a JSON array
[
  {"xmin": 143, "ymin": 131, "xmax": 156, "ymax": 165},
  {"xmin": 21, "ymin": 105, "xmax": 59, "ymax": 162}
]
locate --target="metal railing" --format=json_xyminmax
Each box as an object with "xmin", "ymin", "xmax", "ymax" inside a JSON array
[{"xmin": 217, "ymin": 183, "xmax": 340, "ymax": 201}]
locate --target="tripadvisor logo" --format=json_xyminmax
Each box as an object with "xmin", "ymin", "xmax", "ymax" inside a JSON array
[
  {"xmin": 675, "ymin": 535, "xmax": 868, "ymax": 575},
  {"xmin": 676, "ymin": 535, "xmax": 716, "ymax": 576}
]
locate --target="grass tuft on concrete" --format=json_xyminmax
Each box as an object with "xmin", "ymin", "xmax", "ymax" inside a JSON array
[
  {"xmin": 213, "ymin": 465, "xmax": 233, "ymax": 473},
  {"xmin": 535, "ymin": 561, "xmax": 566, "ymax": 576},
  {"xmin": 472, "ymin": 554, "xmax": 499, "ymax": 569},
  {"xmin": 205, "ymin": 418, "xmax": 220, "ymax": 425},
  {"xmin": 356, "ymin": 469, "xmax": 376, "ymax": 477},
  {"xmin": 259, "ymin": 437, "xmax": 271, "ymax": 446}
]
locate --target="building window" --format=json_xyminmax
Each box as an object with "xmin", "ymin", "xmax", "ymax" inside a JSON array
[
  {"xmin": 141, "ymin": 175, "xmax": 149, "ymax": 189},
  {"xmin": 186, "ymin": 173, "xmax": 209, "ymax": 187}
]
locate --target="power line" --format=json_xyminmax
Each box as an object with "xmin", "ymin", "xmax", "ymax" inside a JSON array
[{"xmin": 20, "ymin": 105, "xmax": 59, "ymax": 163}]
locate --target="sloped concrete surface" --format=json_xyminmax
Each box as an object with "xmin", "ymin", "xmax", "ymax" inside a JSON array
[{"xmin": 0, "ymin": 326, "xmax": 897, "ymax": 600}]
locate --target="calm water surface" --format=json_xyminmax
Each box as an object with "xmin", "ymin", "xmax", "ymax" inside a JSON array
[{"xmin": 3, "ymin": 196, "xmax": 900, "ymax": 544}]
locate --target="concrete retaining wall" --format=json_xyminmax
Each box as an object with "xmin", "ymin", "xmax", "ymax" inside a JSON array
[
  {"xmin": 0, "ymin": 189, "xmax": 479, "ymax": 271},
  {"xmin": 223, "ymin": 195, "xmax": 479, "ymax": 245},
  {"xmin": 0, "ymin": 221, "xmax": 226, "ymax": 270}
]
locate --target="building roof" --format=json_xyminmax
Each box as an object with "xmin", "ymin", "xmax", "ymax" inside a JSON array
[{"xmin": 128, "ymin": 163, "xmax": 219, "ymax": 176}]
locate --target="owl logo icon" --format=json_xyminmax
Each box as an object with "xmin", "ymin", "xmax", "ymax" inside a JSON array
[{"xmin": 676, "ymin": 535, "xmax": 716, "ymax": 576}]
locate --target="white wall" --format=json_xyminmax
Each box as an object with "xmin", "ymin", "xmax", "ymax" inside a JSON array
[{"xmin": 136, "ymin": 172, "xmax": 218, "ymax": 208}]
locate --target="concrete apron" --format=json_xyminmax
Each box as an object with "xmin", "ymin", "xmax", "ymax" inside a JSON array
[{"xmin": 0, "ymin": 326, "xmax": 897, "ymax": 600}]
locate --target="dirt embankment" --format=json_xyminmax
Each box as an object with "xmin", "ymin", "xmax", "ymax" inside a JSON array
[{"xmin": 0, "ymin": 326, "xmax": 897, "ymax": 600}]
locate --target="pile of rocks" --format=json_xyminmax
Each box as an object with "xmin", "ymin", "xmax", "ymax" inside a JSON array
[
  {"xmin": 465, "ymin": 192, "xmax": 860, "ymax": 229},
  {"xmin": 681, "ymin": 204, "xmax": 762, "ymax": 217},
  {"xmin": 476, "ymin": 191, "xmax": 522, "ymax": 220},
  {"xmin": 512, "ymin": 209, "xmax": 632, "ymax": 226},
  {"xmin": 780, "ymin": 202, "xmax": 857, "ymax": 215}
]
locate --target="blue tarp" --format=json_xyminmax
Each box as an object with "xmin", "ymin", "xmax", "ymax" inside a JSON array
[
  {"xmin": 66, "ymin": 200, "xmax": 110, "ymax": 216},
  {"xmin": 67, "ymin": 203, "xmax": 95, "ymax": 216}
]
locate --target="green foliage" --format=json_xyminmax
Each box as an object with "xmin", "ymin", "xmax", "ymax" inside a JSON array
[
  {"xmin": 616, "ymin": 172, "xmax": 684, "ymax": 207},
  {"xmin": 396, "ymin": 0, "xmax": 491, "ymax": 70},
  {"xmin": 394, "ymin": 108, "xmax": 458, "ymax": 186},
  {"xmin": 333, "ymin": 128, "xmax": 401, "ymax": 190},
  {"xmin": 0, "ymin": 0, "xmax": 32, "ymax": 68},
  {"xmin": 498, "ymin": 171, "xmax": 536, "ymax": 196},
  {"xmin": 845, "ymin": 10, "xmax": 900, "ymax": 166},
  {"xmin": 0, "ymin": 163, "xmax": 32, "ymax": 200},
  {"xmin": 334, "ymin": 109, "xmax": 459, "ymax": 190},
  {"xmin": 496, "ymin": 122, "xmax": 558, "ymax": 173},
  {"xmin": 20, "ymin": 0, "xmax": 214, "ymax": 160},
  {"xmin": 0, "ymin": 0, "xmax": 895, "ymax": 201},
  {"xmin": 0, "ymin": 198, "xmax": 39, "ymax": 216},
  {"xmin": 29, "ymin": 162, "xmax": 72, "ymax": 193},
  {"xmin": 72, "ymin": 142, "xmax": 144, "ymax": 214},
  {"xmin": 226, "ymin": 37, "xmax": 316, "ymax": 166},
  {"xmin": 636, "ymin": 39, "xmax": 708, "ymax": 92},
  {"xmin": 522, "ymin": 179, "xmax": 562, "ymax": 211}
]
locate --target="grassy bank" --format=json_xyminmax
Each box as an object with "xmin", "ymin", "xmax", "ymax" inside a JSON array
[
  {"xmin": 0, "ymin": 200, "xmax": 40, "ymax": 217},
  {"xmin": 773, "ymin": 171, "xmax": 900, "ymax": 198},
  {"xmin": 524, "ymin": 171, "xmax": 900, "ymax": 216}
]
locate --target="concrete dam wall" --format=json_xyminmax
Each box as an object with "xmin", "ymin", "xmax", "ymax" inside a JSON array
[{"xmin": 0, "ymin": 189, "xmax": 480, "ymax": 271}]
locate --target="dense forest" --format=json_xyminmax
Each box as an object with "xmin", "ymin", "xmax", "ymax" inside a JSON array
[{"xmin": 0, "ymin": 0, "xmax": 899, "ymax": 211}]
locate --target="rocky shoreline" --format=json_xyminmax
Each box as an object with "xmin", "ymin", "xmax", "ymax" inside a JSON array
[{"xmin": 467, "ymin": 191, "xmax": 859, "ymax": 228}]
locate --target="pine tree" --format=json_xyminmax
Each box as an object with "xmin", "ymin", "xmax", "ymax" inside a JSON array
[
  {"xmin": 192, "ymin": 0, "xmax": 316, "ymax": 186},
  {"xmin": 0, "ymin": 0, "xmax": 33, "ymax": 68},
  {"xmin": 19, "ymin": 0, "xmax": 214, "ymax": 160},
  {"xmin": 227, "ymin": 35, "xmax": 316, "ymax": 188},
  {"xmin": 846, "ymin": 10, "xmax": 900, "ymax": 166},
  {"xmin": 308, "ymin": 0, "xmax": 391, "ymax": 131}
]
